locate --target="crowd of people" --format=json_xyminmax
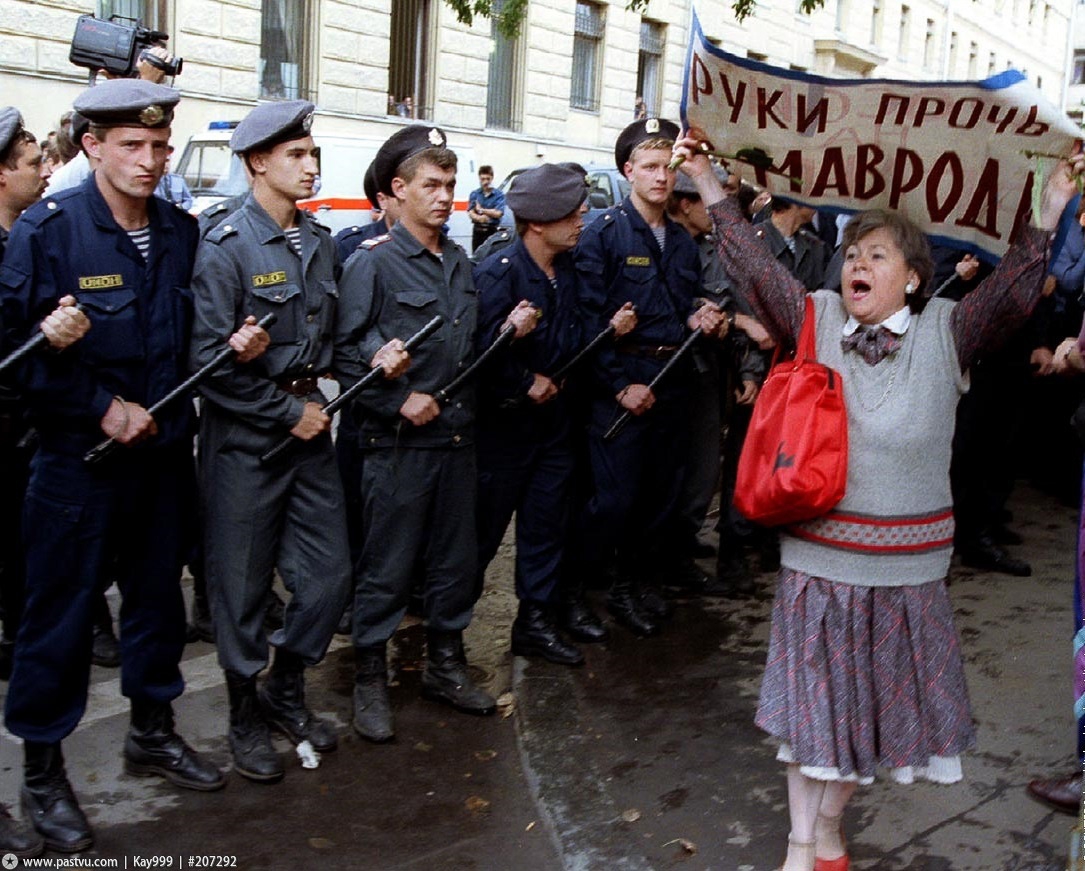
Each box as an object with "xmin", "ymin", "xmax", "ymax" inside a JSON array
[{"xmin": 0, "ymin": 64, "xmax": 1083, "ymax": 871}]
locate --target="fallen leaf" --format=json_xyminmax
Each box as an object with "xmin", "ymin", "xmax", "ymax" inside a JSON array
[
  {"xmin": 465, "ymin": 796, "xmax": 491, "ymax": 813},
  {"xmin": 414, "ymin": 741, "xmax": 432, "ymax": 753},
  {"xmin": 621, "ymin": 808, "xmax": 641, "ymax": 823},
  {"xmin": 525, "ymin": 821, "xmax": 536, "ymax": 832},
  {"xmin": 307, "ymin": 837, "xmax": 335, "ymax": 851},
  {"xmin": 474, "ymin": 749, "xmax": 498, "ymax": 762},
  {"xmin": 663, "ymin": 838, "xmax": 698, "ymax": 855}
]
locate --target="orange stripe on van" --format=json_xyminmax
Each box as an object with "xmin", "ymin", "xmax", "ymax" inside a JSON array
[{"xmin": 299, "ymin": 198, "xmax": 470, "ymax": 212}]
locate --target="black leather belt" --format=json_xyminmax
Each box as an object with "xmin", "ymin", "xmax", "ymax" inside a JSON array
[
  {"xmin": 275, "ymin": 377, "xmax": 320, "ymax": 396},
  {"xmin": 618, "ymin": 344, "xmax": 680, "ymax": 360}
]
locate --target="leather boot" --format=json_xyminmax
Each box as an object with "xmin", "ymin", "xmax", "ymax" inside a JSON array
[
  {"xmin": 259, "ymin": 648, "xmax": 337, "ymax": 752},
  {"xmin": 713, "ymin": 542, "xmax": 756, "ymax": 596},
  {"xmin": 662, "ymin": 557, "xmax": 709, "ymax": 593},
  {"xmin": 20, "ymin": 741, "xmax": 92, "ymax": 853},
  {"xmin": 420, "ymin": 631, "xmax": 496, "ymax": 715},
  {"xmin": 226, "ymin": 672, "xmax": 283, "ymax": 783},
  {"xmin": 353, "ymin": 644, "xmax": 394, "ymax": 743},
  {"xmin": 91, "ymin": 593, "xmax": 120, "ymax": 668},
  {"xmin": 606, "ymin": 578, "xmax": 659, "ymax": 637},
  {"xmin": 635, "ymin": 583, "xmax": 673, "ymax": 620},
  {"xmin": 557, "ymin": 598, "xmax": 609, "ymax": 643},
  {"xmin": 123, "ymin": 700, "xmax": 225, "ymax": 791},
  {"xmin": 0, "ymin": 803, "xmax": 42, "ymax": 859},
  {"xmin": 511, "ymin": 602, "xmax": 584, "ymax": 666}
]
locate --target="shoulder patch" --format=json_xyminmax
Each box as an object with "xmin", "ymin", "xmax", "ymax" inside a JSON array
[
  {"xmin": 206, "ymin": 223, "xmax": 239, "ymax": 245},
  {"xmin": 360, "ymin": 234, "xmax": 392, "ymax": 250},
  {"xmin": 204, "ymin": 202, "xmax": 228, "ymax": 216}
]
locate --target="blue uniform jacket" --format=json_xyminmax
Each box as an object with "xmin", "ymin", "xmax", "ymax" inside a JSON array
[
  {"xmin": 334, "ymin": 223, "xmax": 477, "ymax": 448},
  {"xmin": 189, "ymin": 194, "xmax": 340, "ymax": 431},
  {"xmin": 335, "ymin": 221, "xmax": 386, "ymax": 266},
  {"xmin": 573, "ymin": 197, "xmax": 701, "ymax": 396},
  {"xmin": 0, "ymin": 172, "xmax": 199, "ymax": 452},
  {"xmin": 473, "ymin": 239, "xmax": 583, "ymax": 404}
]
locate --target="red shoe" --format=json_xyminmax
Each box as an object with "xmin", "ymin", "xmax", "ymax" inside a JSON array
[{"xmin": 814, "ymin": 857, "xmax": 849, "ymax": 871}]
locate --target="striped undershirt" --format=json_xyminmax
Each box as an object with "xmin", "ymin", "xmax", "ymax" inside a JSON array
[
  {"xmin": 127, "ymin": 226, "xmax": 151, "ymax": 261},
  {"xmin": 284, "ymin": 226, "xmax": 302, "ymax": 257},
  {"xmin": 652, "ymin": 225, "xmax": 666, "ymax": 252}
]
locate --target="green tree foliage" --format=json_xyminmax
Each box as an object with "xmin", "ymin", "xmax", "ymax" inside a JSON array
[{"xmin": 443, "ymin": 0, "xmax": 825, "ymax": 37}]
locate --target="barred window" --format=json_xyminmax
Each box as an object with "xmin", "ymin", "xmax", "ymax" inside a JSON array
[
  {"xmin": 570, "ymin": 2, "xmax": 604, "ymax": 113},
  {"xmin": 636, "ymin": 20, "xmax": 665, "ymax": 118},
  {"xmin": 259, "ymin": 0, "xmax": 314, "ymax": 101},
  {"xmin": 96, "ymin": 0, "xmax": 166, "ymax": 28},
  {"xmin": 486, "ymin": 0, "xmax": 522, "ymax": 131},
  {"xmin": 389, "ymin": 0, "xmax": 433, "ymax": 119},
  {"xmin": 1074, "ymin": 49, "xmax": 1085, "ymax": 84}
]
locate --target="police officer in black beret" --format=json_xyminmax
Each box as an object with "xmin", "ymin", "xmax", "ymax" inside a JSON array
[
  {"xmin": 473, "ymin": 164, "xmax": 637, "ymax": 664},
  {"xmin": 333, "ymin": 162, "xmax": 398, "ymax": 264},
  {"xmin": 336, "ymin": 125, "xmax": 538, "ymax": 742},
  {"xmin": 570, "ymin": 118, "xmax": 728, "ymax": 637},
  {"xmin": 190, "ymin": 99, "xmax": 394, "ymax": 782},
  {"xmin": 0, "ymin": 78, "xmax": 270, "ymax": 853}
]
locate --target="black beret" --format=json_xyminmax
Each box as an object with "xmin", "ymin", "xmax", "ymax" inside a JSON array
[
  {"xmin": 363, "ymin": 161, "xmax": 379, "ymax": 206},
  {"xmin": 506, "ymin": 164, "xmax": 588, "ymax": 223},
  {"xmin": 231, "ymin": 99, "xmax": 314, "ymax": 153},
  {"xmin": 69, "ymin": 111, "xmax": 90, "ymax": 144},
  {"xmin": 0, "ymin": 107, "xmax": 25, "ymax": 160},
  {"xmin": 372, "ymin": 125, "xmax": 449, "ymax": 196},
  {"xmin": 73, "ymin": 79, "xmax": 179, "ymax": 129},
  {"xmin": 614, "ymin": 117, "xmax": 680, "ymax": 170}
]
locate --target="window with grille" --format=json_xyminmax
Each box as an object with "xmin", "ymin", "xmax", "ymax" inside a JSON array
[
  {"xmin": 259, "ymin": 0, "xmax": 313, "ymax": 101},
  {"xmin": 96, "ymin": 0, "xmax": 166, "ymax": 28},
  {"xmin": 636, "ymin": 20, "xmax": 665, "ymax": 118},
  {"xmin": 570, "ymin": 2, "xmax": 604, "ymax": 113},
  {"xmin": 486, "ymin": 0, "xmax": 522, "ymax": 131},
  {"xmin": 1074, "ymin": 50, "xmax": 1085, "ymax": 84},
  {"xmin": 389, "ymin": 0, "xmax": 433, "ymax": 119}
]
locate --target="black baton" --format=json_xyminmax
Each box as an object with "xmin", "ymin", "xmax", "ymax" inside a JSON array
[
  {"xmin": 259, "ymin": 315, "xmax": 444, "ymax": 465},
  {"xmin": 84, "ymin": 313, "xmax": 277, "ymax": 465},
  {"xmin": 500, "ymin": 324, "xmax": 617, "ymax": 410},
  {"xmin": 603, "ymin": 328, "xmax": 702, "ymax": 442},
  {"xmin": 0, "ymin": 304, "xmax": 85, "ymax": 379},
  {"xmin": 432, "ymin": 324, "xmax": 516, "ymax": 404}
]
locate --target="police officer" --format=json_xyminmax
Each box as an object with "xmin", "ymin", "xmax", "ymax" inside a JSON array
[
  {"xmin": 473, "ymin": 164, "xmax": 636, "ymax": 666},
  {"xmin": 335, "ymin": 125, "xmax": 537, "ymax": 742},
  {"xmin": 0, "ymin": 79, "xmax": 270, "ymax": 853},
  {"xmin": 333, "ymin": 162, "xmax": 398, "ymax": 264},
  {"xmin": 570, "ymin": 118, "xmax": 727, "ymax": 637},
  {"xmin": 190, "ymin": 100, "xmax": 388, "ymax": 783}
]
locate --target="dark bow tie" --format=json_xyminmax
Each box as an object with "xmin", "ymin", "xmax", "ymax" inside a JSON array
[{"xmin": 841, "ymin": 326, "xmax": 901, "ymax": 365}]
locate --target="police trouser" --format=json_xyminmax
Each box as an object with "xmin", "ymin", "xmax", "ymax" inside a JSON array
[
  {"xmin": 199, "ymin": 407, "xmax": 351, "ymax": 679},
  {"xmin": 475, "ymin": 404, "xmax": 574, "ymax": 606},
  {"xmin": 676, "ymin": 354, "xmax": 722, "ymax": 548},
  {"xmin": 353, "ymin": 445, "xmax": 477, "ymax": 648},
  {"xmin": 335, "ymin": 410, "xmax": 366, "ymax": 579},
  {"xmin": 0, "ymin": 414, "xmax": 33, "ymax": 644},
  {"xmin": 5, "ymin": 445, "xmax": 190, "ymax": 744},
  {"xmin": 573, "ymin": 385, "xmax": 690, "ymax": 576}
]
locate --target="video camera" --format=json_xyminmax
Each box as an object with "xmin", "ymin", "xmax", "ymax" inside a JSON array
[{"xmin": 69, "ymin": 14, "xmax": 183, "ymax": 79}]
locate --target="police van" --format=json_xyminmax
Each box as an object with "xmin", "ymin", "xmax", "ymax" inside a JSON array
[{"xmin": 176, "ymin": 121, "xmax": 478, "ymax": 247}]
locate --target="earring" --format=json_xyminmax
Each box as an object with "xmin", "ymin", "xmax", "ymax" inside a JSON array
[{"xmin": 905, "ymin": 282, "xmax": 915, "ymax": 295}]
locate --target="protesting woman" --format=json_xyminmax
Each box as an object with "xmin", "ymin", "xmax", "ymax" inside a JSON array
[{"xmin": 672, "ymin": 133, "xmax": 1084, "ymax": 871}]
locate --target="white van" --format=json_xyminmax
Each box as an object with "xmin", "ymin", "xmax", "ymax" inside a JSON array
[{"xmin": 176, "ymin": 121, "xmax": 477, "ymax": 248}]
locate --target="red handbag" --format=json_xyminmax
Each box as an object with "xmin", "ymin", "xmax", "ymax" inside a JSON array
[{"xmin": 733, "ymin": 296, "xmax": 848, "ymax": 526}]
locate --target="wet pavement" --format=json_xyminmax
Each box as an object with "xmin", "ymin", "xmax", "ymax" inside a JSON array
[{"xmin": 0, "ymin": 482, "xmax": 1078, "ymax": 870}]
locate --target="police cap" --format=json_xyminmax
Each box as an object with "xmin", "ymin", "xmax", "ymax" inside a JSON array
[
  {"xmin": 0, "ymin": 107, "xmax": 25, "ymax": 161},
  {"xmin": 230, "ymin": 100, "xmax": 315, "ymax": 154},
  {"xmin": 364, "ymin": 161, "xmax": 379, "ymax": 206},
  {"xmin": 614, "ymin": 117, "xmax": 679, "ymax": 171},
  {"xmin": 69, "ymin": 111, "xmax": 90, "ymax": 146},
  {"xmin": 73, "ymin": 79, "xmax": 179, "ymax": 129},
  {"xmin": 507, "ymin": 164, "xmax": 588, "ymax": 223},
  {"xmin": 372, "ymin": 125, "xmax": 449, "ymax": 196}
]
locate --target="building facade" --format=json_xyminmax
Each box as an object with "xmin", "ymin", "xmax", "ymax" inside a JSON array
[{"xmin": 0, "ymin": 0, "xmax": 1076, "ymax": 181}]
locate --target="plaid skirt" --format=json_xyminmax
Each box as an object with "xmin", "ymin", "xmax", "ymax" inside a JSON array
[{"xmin": 755, "ymin": 568, "xmax": 977, "ymax": 785}]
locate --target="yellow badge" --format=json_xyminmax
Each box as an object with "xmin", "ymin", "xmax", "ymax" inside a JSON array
[
  {"xmin": 252, "ymin": 271, "xmax": 288, "ymax": 287},
  {"xmin": 78, "ymin": 274, "xmax": 123, "ymax": 290},
  {"xmin": 625, "ymin": 256, "xmax": 650, "ymax": 267},
  {"xmin": 140, "ymin": 105, "xmax": 164, "ymax": 126}
]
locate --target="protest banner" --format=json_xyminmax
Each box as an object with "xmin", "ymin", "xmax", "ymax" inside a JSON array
[{"xmin": 680, "ymin": 7, "xmax": 1082, "ymax": 259}]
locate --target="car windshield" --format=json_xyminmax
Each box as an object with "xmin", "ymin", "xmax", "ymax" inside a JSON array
[{"xmin": 177, "ymin": 142, "xmax": 250, "ymax": 197}]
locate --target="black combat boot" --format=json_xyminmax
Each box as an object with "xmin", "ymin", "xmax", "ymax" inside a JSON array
[
  {"xmin": 225, "ymin": 672, "xmax": 283, "ymax": 783},
  {"xmin": 420, "ymin": 631, "xmax": 496, "ymax": 715},
  {"xmin": 123, "ymin": 700, "xmax": 225, "ymax": 791},
  {"xmin": 635, "ymin": 582, "xmax": 674, "ymax": 621},
  {"xmin": 259, "ymin": 648, "xmax": 337, "ymax": 752},
  {"xmin": 0, "ymin": 803, "xmax": 42, "ymax": 859},
  {"xmin": 713, "ymin": 537, "xmax": 756, "ymax": 597},
  {"xmin": 20, "ymin": 741, "xmax": 92, "ymax": 853},
  {"xmin": 91, "ymin": 593, "xmax": 120, "ymax": 668},
  {"xmin": 606, "ymin": 578, "xmax": 659, "ymax": 637},
  {"xmin": 511, "ymin": 602, "xmax": 584, "ymax": 666},
  {"xmin": 557, "ymin": 597, "xmax": 609, "ymax": 643},
  {"xmin": 353, "ymin": 644, "xmax": 394, "ymax": 743}
]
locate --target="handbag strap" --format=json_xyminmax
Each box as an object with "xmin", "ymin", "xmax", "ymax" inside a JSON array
[{"xmin": 795, "ymin": 295, "xmax": 817, "ymax": 361}]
